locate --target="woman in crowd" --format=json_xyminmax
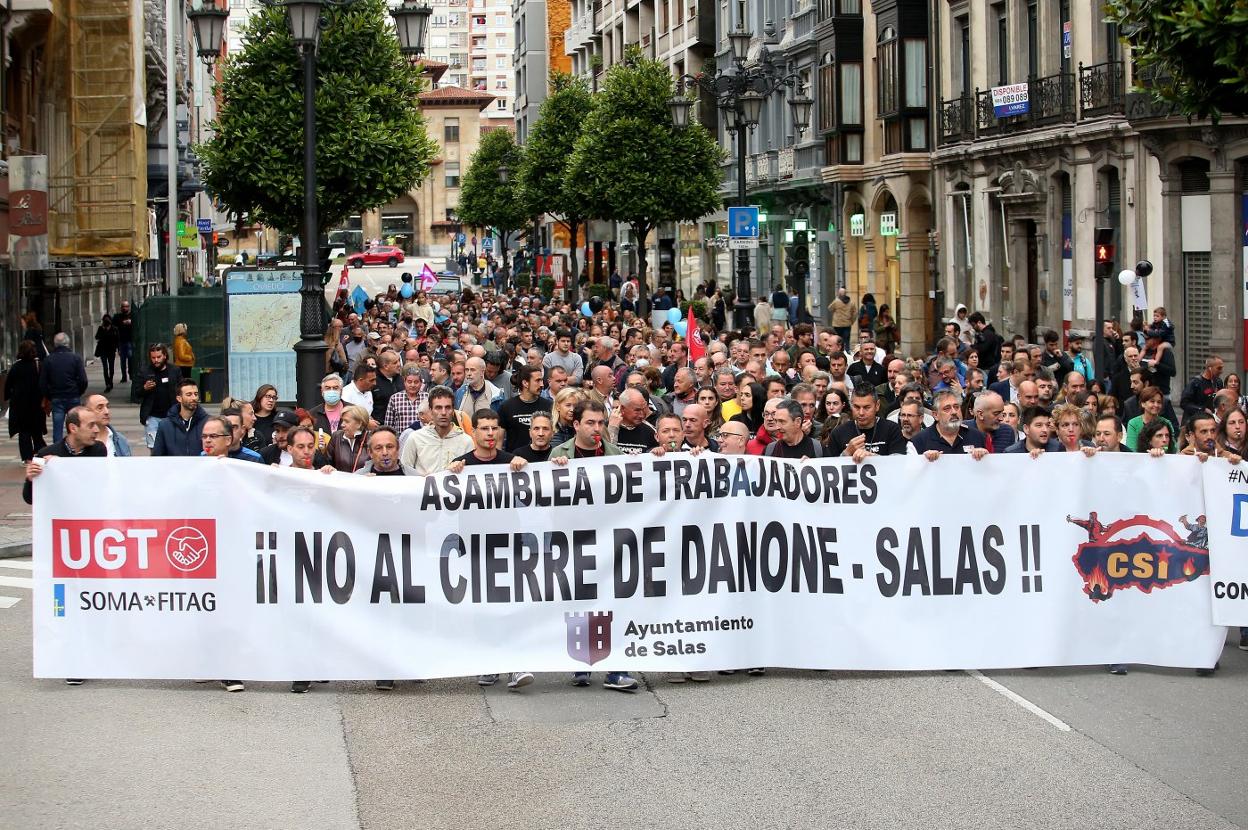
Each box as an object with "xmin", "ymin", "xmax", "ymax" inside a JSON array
[
  {"xmin": 318, "ymin": 404, "xmax": 370, "ymax": 472},
  {"xmin": 324, "ymin": 319, "xmax": 348, "ymax": 376},
  {"xmin": 1218, "ymin": 407, "xmax": 1247, "ymax": 460},
  {"xmin": 251, "ymin": 384, "xmax": 280, "ymax": 447},
  {"xmin": 172, "ymin": 322, "xmax": 195, "ymax": 373},
  {"xmin": 94, "ymin": 314, "xmax": 119, "ymax": 393},
  {"xmin": 1124, "ymin": 386, "xmax": 1175, "ymax": 454},
  {"xmin": 872, "ymin": 304, "xmax": 899, "ymax": 355},
  {"xmin": 696, "ymin": 386, "xmax": 725, "ymax": 438},
  {"xmin": 21, "ymin": 311, "xmax": 47, "ymax": 357},
  {"xmin": 729, "ymin": 382, "xmax": 765, "ymax": 439},
  {"xmin": 818, "ymin": 388, "xmax": 850, "ymax": 434},
  {"xmin": 1136, "ymin": 417, "xmax": 1175, "ymax": 455},
  {"xmin": 1001, "ymin": 401, "xmax": 1021, "ymax": 440},
  {"xmin": 1225, "ymin": 371, "xmax": 1248, "ymax": 413},
  {"xmin": 551, "ymin": 387, "xmax": 584, "ymax": 447},
  {"xmin": 4, "ymin": 341, "xmax": 46, "ymax": 461}
]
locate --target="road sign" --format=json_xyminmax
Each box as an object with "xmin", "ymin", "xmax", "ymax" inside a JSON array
[
  {"xmin": 481, "ymin": 237, "xmax": 494, "ymax": 252},
  {"xmin": 456, "ymin": 232, "xmax": 466, "ymax": 245},
  {"xmin": 727, "ymin": 206, "xmax": 759, "ymax": 239},
  {"xmin": 196, "ymin": 218, "xmax": 212, "ymax": 232},
  {"xmin": 728, "ymin": 237, "xmax": 759, "ymax": 250}
]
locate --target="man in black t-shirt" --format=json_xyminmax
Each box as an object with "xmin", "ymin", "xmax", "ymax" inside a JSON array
[
  {"xmin": 498, "ymin": 365, "xmax": 552, "ymax": 451},
  {"xmin": 449, "ymin": 410, "xmax": 528, "ymax": 472},
  {"xmin": 611, "ymin": 389, "xmax": 659, "ymax": 455},
  {"xmin": 765, "ymin": 399, "xmax": 821, "ymax": 459},
  {"xmin": 825, "ymin": 385, "xmax": 907, "ymax": 460},
  {"xmin": 513, "ymin": 411, "xmax": 555, "ymax": 462}
]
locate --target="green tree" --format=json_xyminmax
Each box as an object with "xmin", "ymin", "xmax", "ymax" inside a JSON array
[
  {"xmin": 197, "ymin": 0, "xmax": 438, "ymax": 235},
  {"xmin": 458, "ymin": 128, "xmax": 527, "ymax": 268},
  {"xmin": 1108, "ymin": 0, "xmax": 1248, "ymax": 120},
  {"xmin": 518, "ymin": 73, "xmax": 596, "ymax": 288},
  {"xmin": 566, "ymin": 48, "xmax": 723, "ymax": 318}
]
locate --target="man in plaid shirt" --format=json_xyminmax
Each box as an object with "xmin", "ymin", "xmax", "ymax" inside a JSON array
[{"xmin": 384, "ymin": 365, "xmax": 429, "ymax": 431}]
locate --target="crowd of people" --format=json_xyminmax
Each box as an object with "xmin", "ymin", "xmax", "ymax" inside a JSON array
[{"xmin": 14, "ymin": 280, "xmax": 1247, "ymax": 688}]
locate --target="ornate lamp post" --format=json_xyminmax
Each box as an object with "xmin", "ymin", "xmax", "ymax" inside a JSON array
[
  {"xmin": 187, "ymin": 0, "xmax": 431, "ymax": 406},
  {"xmin": 670, "ymin": 27, "xmax": 812, "ymax": 331}
]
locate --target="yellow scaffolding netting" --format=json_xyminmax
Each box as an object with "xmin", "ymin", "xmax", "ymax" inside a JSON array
[{"xmin": 45, "ymin": 0, "xmax": 149, "ymax": 259}]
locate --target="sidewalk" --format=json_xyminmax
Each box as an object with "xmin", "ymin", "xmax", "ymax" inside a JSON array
[{"xmin": 0, "ymin": 359, "xmax": 151, "ymax": 558}]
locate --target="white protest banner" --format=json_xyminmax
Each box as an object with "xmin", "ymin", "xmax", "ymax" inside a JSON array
[
  {"xmin": 1201, "ymin": 459, "xmax": 1248, "ymax": 625},
  {"xmin": 33, "ymin": 454, "xmax": 1225, "ymax": 680}
]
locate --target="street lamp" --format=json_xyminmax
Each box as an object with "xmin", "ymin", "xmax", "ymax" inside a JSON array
[
  {"xmin": 671, "ymin": 42, "xmax": 811, "ymax": 330},
  {"xmin": 187, "ymin": 0, "xmax": 430, "ymax": 407}
]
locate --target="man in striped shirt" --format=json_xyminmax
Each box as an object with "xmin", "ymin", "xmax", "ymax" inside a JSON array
[{"xmin": 384, "ymin": 365, "xmax": 428, "ymax": 431}]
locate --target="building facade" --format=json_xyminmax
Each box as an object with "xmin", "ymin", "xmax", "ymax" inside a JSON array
[
  {"xmin": 513, "ymin": 0, "xmax": 571, "ymax": 142},
  {"xmin": 424, "ymin": 0, "xmax": 515, "ymax": 123},
  {"xmin": 360, "ymin": 85, "xmax": 497, "ymax": 260}
]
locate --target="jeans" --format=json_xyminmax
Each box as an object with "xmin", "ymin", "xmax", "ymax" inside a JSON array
[
  {"xmin": 144, "ymin": 416, "xmax": 163, "ymax": 450},
  {"xmin": 50, "ymin": 397, "xmax": 79, "ymax": 443},
  {"xmin": 118, "ymin": 341, "xmax": 132, "ymax": 381}
]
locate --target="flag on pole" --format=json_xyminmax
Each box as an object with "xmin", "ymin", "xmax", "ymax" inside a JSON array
[
  {"xmin": 420, "ymin": 263, "xmax": 438, "ymax": 292},
  {"xmin": 687, "ymin": 304, "xmax": 705, "ymax": 365},
  {"xmin": 336, "ymin": 263, "xmax": 350, "ymax": 299}
]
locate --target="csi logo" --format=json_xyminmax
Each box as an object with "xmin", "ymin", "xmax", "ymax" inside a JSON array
[{"xmin": 52, "ymin": 519, "xmax": 217, "ymax": 579}]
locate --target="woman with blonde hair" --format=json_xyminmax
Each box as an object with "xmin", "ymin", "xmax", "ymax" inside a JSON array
[
  {"xmin": 321, "ymin": 404, "xmax": 370, "ymax": 472},
  {"xmin": 172, "ymin": 322, "xmax": 195, "ymax": 372},
  {"xmin": 552, "ymin": 387, "xmax": 585, "ymax": 447}
]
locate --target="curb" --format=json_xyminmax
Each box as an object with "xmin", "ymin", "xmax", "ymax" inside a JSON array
[{"xmin": 0, "ymin": 542, "xmax": 31, "ymax": 560}]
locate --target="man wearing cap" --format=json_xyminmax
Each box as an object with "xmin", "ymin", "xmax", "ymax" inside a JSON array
[
  {"xmin": 1066, "ymin": 332, "xmax": 1092, "ymax": 381},
  {"xmin": 1141, "ymin": 326, "xmax": 1176, "ymax": 395},
  {"xmin": 261, "ymin": 410, "xmax": 301, "ymax": 465}
]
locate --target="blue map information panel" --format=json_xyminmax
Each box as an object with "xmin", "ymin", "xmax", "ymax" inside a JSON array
[{"xmin": 224, "ymin": 268, "xmax": 303, "ymax": 402}]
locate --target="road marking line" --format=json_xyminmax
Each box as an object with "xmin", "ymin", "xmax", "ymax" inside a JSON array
[
  {"xmin": 0, "ymin": 596, "xmax": 22, "ymax": 609},
  {"xmin": 0, "ymin": 560, "xmax": 33, "ymax": 571},
  {"xmin": 967, "ymin": 670, "xmax": 1071, "ymax": 732},
  {"xmin": 0, "ymin": 575, "xmax": 32, "ymax": 589}
]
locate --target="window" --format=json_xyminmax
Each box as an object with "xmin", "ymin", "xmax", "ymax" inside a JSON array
[
  {"xmin": 445, "ymin": 162, "xmax": 461, "ymax": 188},
  {"xmin": 448, "ymin": 13, "xmax": 462, "ymax": 24},
  {"xmin": 444, "ymin": 117, "xmax": 460, "ymax": 142},
  {"xmin": 473, "ymin": 14, "xmax": 486, "ymax": 24},
  {"xmin": 818, "ymin": 51, "xmax": 836, "ymax": 133},
  {"xmin": 432, "ymin": 14, "xmax": 447, "ymax": 26},
  {"xmin": 494, "ymin": 12, "xmax": 507, "ymax": 25},
  {"xmin": 844, "ymin": 133, "xmax": 862, "ymax": 162},
  {"xmin": 431, "ymin": 35, "xmax": 447, "ymax": 48},
  {"xmin": 994, "ymin": 4, "xmax": 1008, "ymax": 85},
  {"xmin": 877, "ymin": 27, "xmax": 897, "ymax": 116},
  {"xmin": 496, "ymin": 33, "xmax": 507, "ymax": 45},
  {"xmin": 495, "ymin": 76, "xmax": 508, "ymax": 89},
  {"xmin": 840, "ymin": 62, "xmax": 862, "ymax": 124},
  {"xmin": 839, "ymin": 0, "xmax": 860, "ymax": 12},
  {"xmin": 496, "ymin": 99, "xmax": 508, "ymax": 110},
  {"xmin": 908, "ymin": 117, "xmax": 927, "ymax": 150},
  {"xmin": 1027, "ymin": 0, "xmax": 1039, "ymax": 79},
  {"xmin": 957, "ymin": 17, "xmax": 970, "ymax": 96},
  {"xmin": 903, "ymin": 39, "xmax": 926, "ymax": 108}
]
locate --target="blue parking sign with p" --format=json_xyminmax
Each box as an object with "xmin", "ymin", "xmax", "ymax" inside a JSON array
[{"xmin": 728, "ymin": 207, "xmax": 759, "ymax": 238}]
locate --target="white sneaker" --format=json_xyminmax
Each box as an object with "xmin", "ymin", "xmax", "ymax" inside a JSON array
[{"xmin": 507, "ymin": 671, "xmax": 534, "ymax": 690}]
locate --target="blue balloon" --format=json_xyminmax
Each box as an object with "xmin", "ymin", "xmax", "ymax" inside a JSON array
[
  {"xmin": 667, "ymin": 307, "xmax": 683, "ymax": 324},
  {"xmin": 674, "ymin": 320, "xmax": 687, "ymax": 337},
  {"xmin": 581, "ymin": 301, "xmax": 593, "ymax": 317},
  {"xmin": 400, "ymin": 282, "xmax": 414, "ymax": 299}
]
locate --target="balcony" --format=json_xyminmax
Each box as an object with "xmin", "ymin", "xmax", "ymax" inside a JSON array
[
  {"xmin": 778, "ymin": 147, "xmax": 794, "ymax": 179},
  {"xmin": 1079, "ymin": 60, "xmax": 1125, "ymax": 119},
  {"xmin": 564, "ymin": 14, "xmax": 595, "ymax": 53},
  {"xmin": 938, "ymin": 95, "xmax": 974, "ymax": 146},
  {"xmin": 975, "ymin": 72, "xmax": 1075, "ymax": 137}
]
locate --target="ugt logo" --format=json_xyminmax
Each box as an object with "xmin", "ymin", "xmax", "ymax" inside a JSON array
[
  {"xmin": 565, "ymin": 611, "xmax": 612, "ymax": 665},
  {"xmin": 1068, "ymin": 513, "xmax": 1208, "ymax": 602}
]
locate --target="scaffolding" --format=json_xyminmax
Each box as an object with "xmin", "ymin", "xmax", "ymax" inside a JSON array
[{"xmin": 45, "ymin": 0, "xmax": 148, "ymax": 259}]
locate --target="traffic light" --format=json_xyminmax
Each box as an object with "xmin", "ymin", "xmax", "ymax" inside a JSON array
[
  {"xmin": 1094, "ymin": 227, "xmax": 1115, "ymax": 280},
  {"xmin": 792, "ymin": 229, "xmax": 810, "ymax": 281}
]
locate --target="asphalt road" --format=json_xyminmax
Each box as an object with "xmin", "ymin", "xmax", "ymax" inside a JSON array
[
  {"xmin": 1, "ymin": 587, "xmax": 1243, "ymax": 830},
  {"xmin": 325, "ymin": 259, "xmax": 459, "ymax": 305}
]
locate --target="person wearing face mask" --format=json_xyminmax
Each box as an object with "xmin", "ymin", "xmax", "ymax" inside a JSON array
[
  {"xmin": 344, "ymin": 326, "xmax": 369, "ymax": 377},
  {"xmin": 309, "ymin": 373, "xmax": 346, "ymax": 446}
]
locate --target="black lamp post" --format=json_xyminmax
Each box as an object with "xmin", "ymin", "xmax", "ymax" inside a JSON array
[
  {"xmin": 671, "ymin": 26, "xmax": 812, "ymax": 332},
  {"xmin": 497, "ymin": 164, "xmax": 510, "ymax": 272},
  {"xmin": 188, "ymin": 0, "xmax": 431, "ymax": 407}
]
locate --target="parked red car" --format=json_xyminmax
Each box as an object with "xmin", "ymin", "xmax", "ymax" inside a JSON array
[{"xmin": 347, "ymin": 245, "xmax": 405, "ymax": 267}]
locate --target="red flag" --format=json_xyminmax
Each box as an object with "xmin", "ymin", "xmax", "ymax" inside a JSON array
[
  {"xmin": 687, "ymin": 304, "xmax": 705, "ymax": 365},
  {"xmin": 336, "ymin": 264, "xmax": 350, "ymax": 299}
]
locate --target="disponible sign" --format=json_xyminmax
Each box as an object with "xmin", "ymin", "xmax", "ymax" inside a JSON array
[
  {"xmin": 991, "ymin": 83, "xmax": 1030, "ymax": 118},
  {"xmin": 32, "ymin": 454, "xmax": 1227, "ymax": 680}
]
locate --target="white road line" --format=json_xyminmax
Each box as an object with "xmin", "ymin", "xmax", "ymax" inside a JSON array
[
  {"xmin": 0, "ymin": 596, "xmax": 21, "ymax": 609},
  {"xmin": 0, "ymin": 575, "xmax": 32, "ymax": 590},
  {"xmin": 967, "ymin": 670, "xmax": 1071, "ymax": 732},
  {"xmin": 0, "ymin": 560, "xmax": 33, "ymax": 571}
]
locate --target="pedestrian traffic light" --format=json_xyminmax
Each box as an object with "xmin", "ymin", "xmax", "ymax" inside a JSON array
[{"xmin": 1094, "ymin": 227, "xmax": 1115, "ymax": 280}]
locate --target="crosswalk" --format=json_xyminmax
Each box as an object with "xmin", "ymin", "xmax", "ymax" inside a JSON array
[{"xmin": 0, "ymin": 559, "xmax": 32, "ymax": 609}]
